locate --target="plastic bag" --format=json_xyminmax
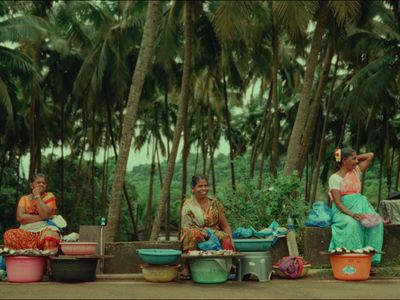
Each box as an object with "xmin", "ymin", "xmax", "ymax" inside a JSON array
[
  {"xmin": 232, "ymin": 227, "xmax": 256, "ymax": 238},
  {"xmin": 304, "ymin": 201, "xmax": 332, "ymax": 227},
  {"xmin": 198, "ymin": 228, "xmax": 222, "ymax": 251}
]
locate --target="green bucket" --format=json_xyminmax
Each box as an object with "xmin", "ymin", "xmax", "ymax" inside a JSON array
[{"xmin": 189, "ymin": 258, "xmax": 232, "ymax": 284}]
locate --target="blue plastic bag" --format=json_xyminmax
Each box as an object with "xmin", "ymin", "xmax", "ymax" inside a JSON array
[
  {"xmin": 198, "ymin": 228, "xmax": 222, "ymax": 251},
  {"xmin": 232, "ymin": 227, "xmax": 256, "ymax": 239},
  {"xmin": 0, "ymin": 257, "xmax": 5, "ymax": 270},
  {"xmin": 305, "ymin": 201, "xmax": 332, "ymax": 227}
]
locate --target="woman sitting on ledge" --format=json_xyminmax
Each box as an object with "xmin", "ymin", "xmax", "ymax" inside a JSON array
[
  {"xmin": 328, "ymin": 148, "xmax": 383, "ymax": 274},
  {"xmin": 3, "ymin": 173, "xmax": 61, "ymax": 253},
  {"xmin": 180, "ymin": 175, "xmax": 234, "ymax": 278}
]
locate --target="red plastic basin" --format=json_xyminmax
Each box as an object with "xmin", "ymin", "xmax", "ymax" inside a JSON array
[
  {"xmin": 59, "ymin": 242, "xmax": 98, "ymax": 256},
  {"xmin": 5, "ymin": 256, "xmax": 45, "ymax": 283}
]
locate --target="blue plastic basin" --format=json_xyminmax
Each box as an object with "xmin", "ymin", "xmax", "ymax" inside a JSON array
[
  {"xmin": 233, "ymin": 239, "xmax": 273, "ymax": 252},
  {"xmin": 137, "ymin": 249, "xmax": 182, "ymax": 265}
]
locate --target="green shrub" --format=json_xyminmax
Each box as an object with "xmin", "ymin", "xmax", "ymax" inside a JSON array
[{"xmin": 218, "ymin": 156, "xmax": 307, "ymax": 230}]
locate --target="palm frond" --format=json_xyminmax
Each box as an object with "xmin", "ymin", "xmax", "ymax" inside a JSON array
[
  {"xmin": 0, "ymin": 77, "xmax": 13, "ymax": 122},
  {"xmin": 328, "ymin": 0, "xmax": 361, "ymax": 27},
  {"xmin": 0, "ymin": 15, "xmax": 50, "ymax": 43},
  {"xmin": 54, "ymin": 3, "xmax": 92, "ymax": 50},
  {"xmin": 0, "ymin": 45, "xmax": 41, "ymax": 85},
  {"xmin": 272, "ymin": 1, "xmax": 317, "ymax": 41},
  {"xmin": 212, "ymin": 1, "xmax": 255, "ymax": 43},
  {"xmin": 72, "ymin": 43, "xmax": 101, "ymax": 100},
  {"xmin": 156, "ymin": 1, "xmax": 182, "ymax": 67}
]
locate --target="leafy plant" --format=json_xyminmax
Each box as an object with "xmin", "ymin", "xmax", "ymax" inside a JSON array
[{"xmin": 218, "ymin": 156, "xmax": 307, "ymax": 230}]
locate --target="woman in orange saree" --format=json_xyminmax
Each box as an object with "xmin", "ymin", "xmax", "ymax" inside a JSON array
[
  {"xmin": 3, "ymin": 173, "xmax": 61, "ymax": 253},
  {"xmin": 180, "ymin": 175, "xmax": 234, "ymax": 278}
]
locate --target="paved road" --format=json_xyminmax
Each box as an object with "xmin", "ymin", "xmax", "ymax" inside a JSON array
[{"xmin": 1, "ymin": 279, "xmax": 400, "ymax": 299}]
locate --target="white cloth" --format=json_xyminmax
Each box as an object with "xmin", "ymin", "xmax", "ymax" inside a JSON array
[{"xmin": 20, "ymin": 221, "xmax": 58, "ymax": 233}]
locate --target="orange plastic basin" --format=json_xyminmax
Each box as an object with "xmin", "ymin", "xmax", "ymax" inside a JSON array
[{"xmin": 330, "ymin": 253, "xmax": 372, "ymax": 281}]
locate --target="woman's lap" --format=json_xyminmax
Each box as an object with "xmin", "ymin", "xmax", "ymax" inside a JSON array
[
  {"xmin": 329, "ymin": 195, "xmax": 383, "ymax": 264},
  {"xmin": 4, "ymin": 228, "xmax": 60, "ymax": 251}
]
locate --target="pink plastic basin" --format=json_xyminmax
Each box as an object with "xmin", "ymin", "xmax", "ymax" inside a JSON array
[
  {"xmin": 5, "ymin": 256, "xmax": 45, "ymax": 283},
  {"xmin": 59, "ymin": 242, "xmax": 98, "ymax": 255}
]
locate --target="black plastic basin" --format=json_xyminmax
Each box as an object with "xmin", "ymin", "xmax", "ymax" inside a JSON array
[{"xmin": 50, "ymin": 257, "xmax": 98, "ymax": 282}]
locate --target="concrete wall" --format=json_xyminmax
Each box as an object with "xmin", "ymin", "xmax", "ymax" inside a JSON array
[
  {"xmin": 303, "ymin": 225, "xmax": 400, "ymax": 267},
  {"xmin": 104, "ymin": 241, "xmax": 181, "ymax": 273}
]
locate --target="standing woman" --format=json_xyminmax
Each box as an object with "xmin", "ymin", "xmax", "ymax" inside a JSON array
[
  {"xmin": 328, "ymin": 148, "xmax": 384, "ymax": 271},
  {"xmin": 3, "ymin": 173, "xmax": 61, "ymax": 253}
]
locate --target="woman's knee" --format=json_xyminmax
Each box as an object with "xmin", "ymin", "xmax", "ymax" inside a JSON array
[{"xmin": 4, "ymin": 229, "xmax": 18, "ymax": 242}]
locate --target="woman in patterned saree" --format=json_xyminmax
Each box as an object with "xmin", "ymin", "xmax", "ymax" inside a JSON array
[
  {"xmin": 180, "ymin": 175, "xmax": 234, "ymax": 278},
  {"xmin": 328, "ymin": 148, "xmax": 383, "ymax": 274},
  {"xmin": 3, "ymin": 173, "xmax": 61, "ymax": 253}
]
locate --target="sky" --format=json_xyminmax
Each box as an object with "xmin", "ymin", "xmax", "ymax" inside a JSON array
[{"xmin": 20, "ymin": 77, "xmax": 259, "ymax": 176}]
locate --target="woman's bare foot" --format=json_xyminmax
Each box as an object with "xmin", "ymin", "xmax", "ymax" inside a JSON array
[{"xmin": 179, "ymin": 265, "xmax": 191, "ymax": 280}]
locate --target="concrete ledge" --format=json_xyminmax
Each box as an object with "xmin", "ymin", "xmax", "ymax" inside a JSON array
[
  {"xmin": 102, "ymin": 238, "xmax": 289, "ymax": 274},
  {"xmin": 79, "ymin": 226, "xmax": 290, "ymax": 274},
  {"xmin": 104, "ymin": 241, "xmax": 181, "ymax": 274},
  {"xmin": 304, "ymin": 225, "xmax": 400, "ymax": 267}
]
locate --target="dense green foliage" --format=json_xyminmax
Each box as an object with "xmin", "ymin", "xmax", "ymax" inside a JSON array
[{"xmin": 0, "ymin": 1, "xmax": 399, "ymax": 241}]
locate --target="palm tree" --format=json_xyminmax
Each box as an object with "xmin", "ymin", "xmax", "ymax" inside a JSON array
[
  {"xmin": 150, "ymin": 0, "xmax": 193, "ymax": 241},
  {"xmin": 105, "ymin": 1, "xmax": 160, "ymax": 242},
  {"xmin": 284, "ymin": 1, "xmax": 362, "ymax": 176}
]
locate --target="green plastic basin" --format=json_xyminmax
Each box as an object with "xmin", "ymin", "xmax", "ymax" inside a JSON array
[
  {"xmin": 189, "ymin": 258, "xmax": 232, "ymax": 284},
  {"xmin": 233, "ymin": 239, "xmax": 273, "ymax": 252},
  {"xmin": 137, "ymin": 249, "xmax": 182, "ymax": 265}
]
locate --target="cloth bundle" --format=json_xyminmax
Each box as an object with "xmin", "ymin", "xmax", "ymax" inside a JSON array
[{"xmin": 277, "ymin": 256, "xmax": 305, "ymax": 279}]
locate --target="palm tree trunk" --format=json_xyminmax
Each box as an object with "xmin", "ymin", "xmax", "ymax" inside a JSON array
[
  {"xmin": 222, "ymin": 74, "xmax": 236, "ymax": 190},
  {"xmin": 388, "ymin": 147, "xmax": 395, "ymax": 195},
  {"xmin": 355, "ymin": 120, "xmax": 362, "ymax": 153},
  {"xmin": 311, "ymin": 56, "xmax": 339, "ymax": 203},
  {"xmin": 209, "ymin": 145, "xmax": 217, "ymax": 195},
  {"xmin": 270, "ymin": 6, "xmax": 280, "ymax": 177},
  {"xmin": 164, "ymin": 86, "xmax": 171, "ymax": 241},
  {"xmin": 298, "ymin": 41, "xmax": 334, "ymax": 176},
  {"xmin": 336, "ymin": 107, "xmax": 351, "ymax": 148},
  {"xmin": 60, "ymin": 95, "xmax": 65, "ymax": 217},
  {"xmin": 201, "ymin": 118, "xmax": 207, "ymax": 174},
  {"xmin": 307, "ymin": 118, "xmax": 322, "ymax": 204},
  {"xmin": 194, "ymin": 145, "xmax": 199, "ymax": 175},
  {"xmin": 46, "ymin": 145, "xmax": 55, "ymax": 181},
  {"xmin": 395, "ymin": 147, "xmax": 400, "ymax": 191},
  {"xmin": 145, "ymin": 139, "xmax": 157, "ymax": 239},
  {"xmin": 69, "ymin": 129, "xmax": 87, "ymax": 231},
  {"xmin": 250, "ymin": 84, "xmax": 272, "ymax": 178},
  {"xmin": 284, "ymin": 2, "xmax": 329, "ymax": 175},
  {"xmin": 150, "ymin": 1, "xmax": 192, "ymax": 241},
  {"xmin": 181, "ymin": 117, "xmax": 189, "ymax": 202},
  {"xmin": 156, "ymin": 143, "xmax": 164, "ymax": 188},
  {"xmin": 378, "ymin": 151, "xmax": 384, "ymax": 207},
  {"xmin": 207, "ymin": 99, "xmax": 216, "ymax": 194},
  {"xmin": 258, "ymin": 86, "xmax": 273, "ymax": 188},
  {"xmin": 101, "ymin": 131, "xmax": 109, "ymax": 217},
  {"xmin": 91, "ymin": 107, "xmax": 96, "ymax": 225},
  {"xmin": 106, "ymin": 1, "xmax": 160, "ymax": 242}
]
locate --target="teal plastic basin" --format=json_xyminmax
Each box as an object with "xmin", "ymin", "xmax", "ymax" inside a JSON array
[
  {"xmin": 137, "ymin": 249, "xmax": 182, "ymax": 265},
  {"xmin": 233, "ymin": 239, "xmax": 273, "ymax": 252},
  {"xmin": 190, "ymin": 258, "xmax": 232, "ymax": 284}
]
